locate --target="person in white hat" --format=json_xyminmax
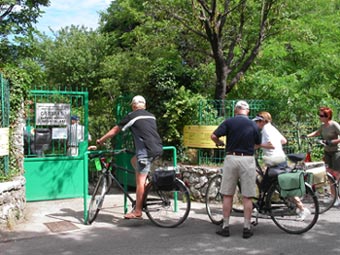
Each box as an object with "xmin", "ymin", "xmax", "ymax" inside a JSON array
[{"xmin": 97, "ymin": 95, "xmax": 163, "ymax": 219}]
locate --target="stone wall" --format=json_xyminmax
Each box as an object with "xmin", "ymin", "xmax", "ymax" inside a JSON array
[
  {"xmin": 0, "ymin": 176, "xmax": 26, "ymax": 229},
  {"xmin": 179, "ymin": 164, "xmax": 221, "ymax": 202}
]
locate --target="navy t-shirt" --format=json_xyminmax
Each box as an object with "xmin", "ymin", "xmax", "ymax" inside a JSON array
[
  {"xmin": 118, "ymin": 109, "xmax": 163, "ymax": 158},
  {"xmin": 213, "ymin": 114, "xmax": 261, "ymax": 155}
]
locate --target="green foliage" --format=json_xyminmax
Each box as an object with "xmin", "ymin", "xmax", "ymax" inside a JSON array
[
  {"xmin": 0, "ymin": 67, "xmax": 31, "ymax": 179},
  {"xmin": 163, "ymin": 87, "xmax": 213, "ymax": 145},
  {"xmin": 0, "ymin": 0, "xmax": 49, "ymax": 64},
  {"xmin": 35, "ymin": 26, "xmax": 110, "ymax": 91},
  {"xmin": 229, "ymin": 0, "xmax": 340, "ymax": 126}
]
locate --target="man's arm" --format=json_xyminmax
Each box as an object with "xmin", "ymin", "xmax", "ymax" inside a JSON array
[
  {"xmin": 97, "ymin": 125, "xmax": 121, "ymax": 145},
  {"xmin": 211, "ymin": 133, "xmax": 225, "ymax": 147}
]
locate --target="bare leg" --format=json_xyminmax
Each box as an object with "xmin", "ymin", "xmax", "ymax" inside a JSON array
[
  {"xmin": 222, "ymin": 195, "xmax": 233, "ymax": 218},
  {"xmin": 134, "ymin": 171, "xmax": 148, "ymax": 215},
  {"xmin": 243, "ymin": 196, "xmax": 253, "ymax": 228},
  {"xmin": 125, "ymin": 155, "xmax": 147, "ymax": 217}
]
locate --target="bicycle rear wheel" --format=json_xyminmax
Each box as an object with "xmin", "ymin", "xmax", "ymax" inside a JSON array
[
  {"xmin": 205, "ymin": 174, "xmax": 223, "ymax": 225},
  {"xmin": 266, "ymin": 182, "xmax": 319, "ymax": 234},
  {"xmin": 314, "ymin": 173, "xmax": 337, "ymax": 214},
  {"xmin": 87, "ymin": 174, "xmax": 109, "ymax": 224},
  {"xmin": 144, "ymin": 178, "xmax": 191, "ymax": 228}
]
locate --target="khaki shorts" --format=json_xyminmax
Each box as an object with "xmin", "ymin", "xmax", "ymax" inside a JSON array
[
  {"xmin": 324, "ymin": 151, "xmax": 340, "ymax": 172},
  {"xmin": 220, "ymin": 155, "xmax": 256, "ymax": 197}
]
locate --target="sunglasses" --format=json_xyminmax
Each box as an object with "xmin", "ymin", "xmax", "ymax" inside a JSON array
[{"xmin": 319, "ymin": 114, "xmax": 327, "ymax": 118}]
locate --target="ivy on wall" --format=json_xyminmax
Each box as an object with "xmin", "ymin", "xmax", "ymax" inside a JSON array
[{"xmin": 1, "ymin": 67, "xmax": 31, "ymax": 180}]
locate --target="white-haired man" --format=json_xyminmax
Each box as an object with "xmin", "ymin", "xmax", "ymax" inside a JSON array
[
  {"xmin": 97, "ymin": 95, "xmax": 163, "ymax": 219},
  {"xmin": 211, "ymin": 100, "xmax": 261, "ymax": 238}
]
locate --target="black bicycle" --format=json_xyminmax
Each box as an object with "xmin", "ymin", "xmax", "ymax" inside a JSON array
[
  {"xmin": 205, "ymin": 154, "xmax": 319, "ymax": 234},
  {"xmin": 87, "ymin": 149, "xmax": 191, "ymax": 228}
]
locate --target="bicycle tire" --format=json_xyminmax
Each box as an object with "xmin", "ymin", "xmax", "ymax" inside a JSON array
[
  {"xmin": 313, "ymin": 173, "xmax": 337, "ymax": 214},
  {"xmin": 205, "ymin": 174, "xmax": 223, "ymax": 225},
  {"xmin": 144, "ymin": 178, "xmax": 191, "ymax": 228},
  {"xmin": 266, "ymin": 182, "xmax": 319, "ymax": 234},
  {"xmin": 87, "ymin": 174, "xmax": 109, "ymax": 224}
]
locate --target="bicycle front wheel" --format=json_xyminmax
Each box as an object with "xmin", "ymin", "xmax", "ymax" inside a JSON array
[
  {"xmin": 205, "ymin": 174, "xmax": 223, "ymax": 225},
  {"xmin": 266, "ymin": 182, "xmax": 319, "ymax": 234},
  {"xmin": 87, "ymin": 174, "xmax": 109, "ymax": 224},
  {"xmin": 144, "ymin": 178, "xmax": 191, "ymax": 228},
  {"xmin": 314, "ymin": 173, "xmax": 337, "ymax": 214}
]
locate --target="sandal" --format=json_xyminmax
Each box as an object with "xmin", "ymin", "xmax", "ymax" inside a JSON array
[{"xmin": 124, "ymin": 211, "xmax": 143, "ymax": 220}]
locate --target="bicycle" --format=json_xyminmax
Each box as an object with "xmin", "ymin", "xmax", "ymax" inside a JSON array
[
  {"xmin": 87, "ymin": 148, "xmax": 191, "ymax": 228},
  {"xmin": 205, "ymin": 153, "xmax": 319, "ymax": 234},
  {"xmin": 301, "ymin": 138, "xmax": 339, "ymax": 213}
]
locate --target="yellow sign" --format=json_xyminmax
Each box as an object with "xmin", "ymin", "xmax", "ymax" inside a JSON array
[
  {"xmin": 183, "ymin": 125, "xmax": 226, "ymax": 148},
  {"xmin": 0, "ymin": 128, "xmax": 9, "ymax": 156}
]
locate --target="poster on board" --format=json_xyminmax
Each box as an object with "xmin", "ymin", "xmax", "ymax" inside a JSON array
[
  {"xmin": 35, "ymin": 103, "xmax": 70, "ymax": 126},
  {"xmin": 0, "ymin": 128, "xmax": 9, "ymax": 156}
]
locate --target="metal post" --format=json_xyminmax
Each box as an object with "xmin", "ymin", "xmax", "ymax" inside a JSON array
[{"xmin": 162, "ymin": 146, "xmax": 178, "ymax": 211}]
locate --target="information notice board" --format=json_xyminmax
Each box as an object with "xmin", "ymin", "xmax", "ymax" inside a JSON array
[{"xmin": 183, "ymin": 125, "xmax": 226, "ymax": 148}]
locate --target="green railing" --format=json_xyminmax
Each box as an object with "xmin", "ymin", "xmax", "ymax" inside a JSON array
[{"xmin": 0, "ymin": 74, "xmax": 10, "ymax": 176}]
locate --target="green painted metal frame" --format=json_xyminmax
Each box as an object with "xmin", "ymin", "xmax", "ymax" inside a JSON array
[{"xmin": 24, "ymin": 89, "xmax": 89, "ymax": 201}]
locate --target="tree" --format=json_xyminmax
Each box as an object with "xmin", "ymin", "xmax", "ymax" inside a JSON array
[
  {"xmin": 0, "ymin": 0, "xmax": 49, "ymax": 64},
  {"xmin": 230, "ymin": 0, "xmax": 340, "ymax": 124},
  {"xmin": 149, "ymin": 0, "xmax": 287, "ymax": 101}
]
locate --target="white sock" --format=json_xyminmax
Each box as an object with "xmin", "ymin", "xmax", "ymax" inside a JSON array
[
  {"xmin": 244, "ymin": 218, "xmax": 251, "ymax": 229},
  {"xmin": 222, "ymin": 217, "xmax": 229, "ymax": 228}
]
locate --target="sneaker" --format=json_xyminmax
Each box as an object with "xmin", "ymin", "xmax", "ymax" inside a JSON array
[
  {"xmin": 297, "ymin": 208, "xmax": 311, "ymax": 221},
  {"xmin": 216, "ymin": 226, "xmax": 230, "ymax": 237},
  {"xmin": 322, "ymin": 196, "xmax": 334, "ymax": 204},
  {"xmin": 242, "ymin": 227, "xmax": 253, "ymax": 239},
  {"xmin": 333, "ymin": 198, "xmax": 340, "ymax": 207}
]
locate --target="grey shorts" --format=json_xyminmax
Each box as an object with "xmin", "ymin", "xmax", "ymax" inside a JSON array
[
  {"xmin": 137, "ymin": 157, "xmax": 154, "ymax": 174},
  {"xmin": 324, "ymin": 151, "xmax": 340, "ymax": 172},
  {"xmin": 220, "ymin": 155, "xmax": 256, "ymax": 197}
]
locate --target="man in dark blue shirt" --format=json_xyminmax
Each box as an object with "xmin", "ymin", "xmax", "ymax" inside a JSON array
[
  {"xmin": 211, "ymin": 100, "xmax": 261, "ymax": 238},
  {"xmin": 97, "ymin": 95, "xmax": 162, "ymax": 220}
]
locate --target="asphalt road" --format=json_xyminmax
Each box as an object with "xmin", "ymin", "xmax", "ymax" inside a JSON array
[{"xmin": 1, "ymin": 196, "xmax": 340, "ymax": 255}]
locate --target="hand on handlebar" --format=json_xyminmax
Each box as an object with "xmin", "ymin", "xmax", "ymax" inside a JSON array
[
  {"xmin": 96, "ymin": 139, "xmax": 104, "ymax": 145},
  {"xmin": 322, "ymin": 139, "xmax": 332, "ymax": 146}
]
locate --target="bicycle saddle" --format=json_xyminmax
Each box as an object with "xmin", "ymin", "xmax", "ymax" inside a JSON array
[{"xmin": 287, "ymin": 153, "xmax": 306, "ymax": 163}]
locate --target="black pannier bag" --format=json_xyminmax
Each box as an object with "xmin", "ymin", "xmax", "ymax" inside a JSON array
[{"xmin": 152, "ymin": 169, "xmax": 176, "ymax": 191}]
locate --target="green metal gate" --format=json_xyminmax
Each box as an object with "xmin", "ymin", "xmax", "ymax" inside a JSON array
[
  {"xmin": 0, "ymin": 74, "xmax": 10, "ymax": 176},
  {"xmin": 24, "ymin": 89, "xmax": 89, "ymax": 201}
]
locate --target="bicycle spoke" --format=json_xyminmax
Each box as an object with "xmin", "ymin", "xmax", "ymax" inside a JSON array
[{"xmin": 144, "ymin": 179, "xmax": 190, "ymax": 228}]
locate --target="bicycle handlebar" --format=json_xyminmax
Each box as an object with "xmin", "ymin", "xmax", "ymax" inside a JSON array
[
  {"xmin": 88, "ymin": 148, "xmax": 134, "ymax": 159},
  {"xmin": 301, "ymin": 137, "xmax": 325, "ymax": 145}
]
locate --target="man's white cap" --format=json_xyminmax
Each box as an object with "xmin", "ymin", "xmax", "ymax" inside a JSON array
[
  {"xmin": 131, "ymin": 95, "xmax": 146, "ymax": 105},
  {"xmin": 235, "ymin": 100, "xmax": 249, "ymax": 110}
]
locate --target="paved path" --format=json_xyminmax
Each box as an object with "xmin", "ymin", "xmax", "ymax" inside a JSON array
[{"xmin": 1, "ymin": 195, "xmax": 340, "ymax": 255}]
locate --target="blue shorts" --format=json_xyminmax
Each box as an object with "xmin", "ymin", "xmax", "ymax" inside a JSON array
[{"xmin": 137, "ymin": 157, "xmax": 155, "ymax": 174}]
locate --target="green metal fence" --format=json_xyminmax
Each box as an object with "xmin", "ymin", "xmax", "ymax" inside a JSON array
[
  {"xmin": 195, "ymin": 99, "xmax": 273, "ymax": 165},
  {"xmin": 24, "ymin": 89, "xmax": 90, "ymax": 201},
  {"xmin": 0, "ymin": 74, "xmax": 10, "ymax": 176},
  {"xmin": 191, "ymin": 99, "xmax": 326, "ymax": 165},
  {"xmin": 24, "ymin": 89, "xmax": 89, "ymax": 158}
]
